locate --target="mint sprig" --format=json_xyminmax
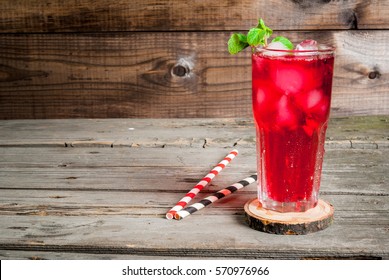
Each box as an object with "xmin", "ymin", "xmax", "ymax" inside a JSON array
[
  {"xmin": 228, "ymin": 18, "xmax": 292, "ymax": 54},
  {"xmin": 247, "ymin": 28, "xmax": 266, "ymax": 46},
  {"xmin": 228, "ymin": 33, "xmax": 249, "ymax": 55},
  {"xmin": 257, "ymin": 18, "xmax": 273, "ymax": 39}
]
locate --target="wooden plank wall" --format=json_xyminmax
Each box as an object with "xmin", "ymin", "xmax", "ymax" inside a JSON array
[{"xmin": 0, "ymin": 0, "xmax": 388, "ymax": 119}]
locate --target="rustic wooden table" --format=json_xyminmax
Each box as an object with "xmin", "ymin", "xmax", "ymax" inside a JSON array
[{"xmin": 0, "ymin": 116, "xmax": 388, "ymax": 260}]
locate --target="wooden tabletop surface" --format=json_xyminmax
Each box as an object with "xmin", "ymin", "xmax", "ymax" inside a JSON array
[{"xmin": 0, "ymin": 116, "xmax": 388, "ymax": 260}]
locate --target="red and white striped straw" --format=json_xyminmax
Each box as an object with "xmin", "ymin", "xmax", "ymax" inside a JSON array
[
  {"xmin": 166, "ymin": 149, "xmax": 239, "ymax": 220},
  {"xmin": 175, "ymin": 174, "xmax": 257, "ymax": 220}
]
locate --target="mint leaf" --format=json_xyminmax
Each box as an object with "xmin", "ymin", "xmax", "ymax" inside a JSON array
[
  {"xmin": 247, "ymin": 28, "xmax": 266, "ymax": 46},
  {"xmin": 271, "ymin": 36, "xmax": 294, "ymax": 50},
  {"xmin": 265, "ymin": 26, "xmax": 273, "ymax": 37},
  {"xmin": 257, "ymin": 18, "xmax": 266, "ymax": 29},
  {"xmin": 237, "ymin": 33, "xmax": 247, "ymax": 43},
  {"xmin": 228, "ymin": 33, "xmax": 249, "ymax": 54},
  {"xmin": 257, "ymin": 19, "xmax": 272, "ymax": 38}
]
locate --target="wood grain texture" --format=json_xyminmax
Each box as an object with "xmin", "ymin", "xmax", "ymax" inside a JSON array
[
  {"xmin": 0, "ymin": 209, "xmax": 387, "ymax": 259},
  {"xmin": 0, "ymin": 0, "xmax": 388, "ymax": 119},
  {"xmin": 0, "ymin": 116, "xmax": 387, "ymax": 148},
  {"xmin": 0, "ymin": 148, "xmax": 387, "ymax": 195},
  {"xmin": 1, "ymin": 189, "xmax": 387, "ymax": 217},
  {"xmin": 0, "ymin": 250, "xmax": 209, "ymax": 260},
  {"xmin": 0, "ymin": 0, "xmax": 388, "ymax": 32},
  {"xmin": 0, "ymin": 117, "xmax": 388, "ymax": 258},
  {"xmin": 0, "ymin": 31, "xmax": 388, "ymax": 119},
  {"xmin": 0, "ymin": 116, "xmax": 387, "ymax": 195}
]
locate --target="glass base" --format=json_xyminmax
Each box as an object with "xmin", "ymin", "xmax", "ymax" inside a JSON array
[{"xmin": 259, "ymin": 197, "xmax": 318, "ymax": 213}]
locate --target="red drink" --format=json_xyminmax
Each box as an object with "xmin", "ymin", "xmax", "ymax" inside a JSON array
[{"xmin": 252, "ymin": 47, "xmax": 335, "ymax": 212}]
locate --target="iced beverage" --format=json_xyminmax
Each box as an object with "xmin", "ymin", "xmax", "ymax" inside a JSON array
[{"xmin": 252, "ymin": 46, "xmax": 335, "ymax": 212}]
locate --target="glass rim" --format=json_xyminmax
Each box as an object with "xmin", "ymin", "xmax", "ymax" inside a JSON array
[{"xmin": 254, "ymin": 44, "xmax": 335, "ymax": 55}]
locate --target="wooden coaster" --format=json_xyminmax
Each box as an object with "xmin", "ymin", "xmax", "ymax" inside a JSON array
[{"xmin": 244, "ymin": 198, "xmax": 334, "ymax": 235}]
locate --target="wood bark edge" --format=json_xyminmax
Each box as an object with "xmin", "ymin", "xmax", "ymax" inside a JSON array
[{"xmin": 244, "ymin": 198, "xmax": 334, "ymax": 235}]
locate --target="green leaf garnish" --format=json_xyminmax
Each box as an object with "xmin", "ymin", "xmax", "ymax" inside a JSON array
[
  {"xmin": 247, "ymin": 28, "xmax": 266, "ymax": 46},
  {"xmin": 237, "ymin": 33, "xmax": 248, "ymax": 44},
  {"xmin": 257, "ymin": 19, "xmax": 266, "ymax": 29},
  {"xmin": 257, "ymin": 19, "xmax": 273, "ymax": 37},
  {"xmin": 227, "ymin": 18, "xmax": 292, "ymax": 55},
  {"xmin": 271, "ymin": 36, "xmax": 294, "ymax": 50},
  {"xmin": 228, "ymin": 33, "xmax": 249, "ymax": 55}
]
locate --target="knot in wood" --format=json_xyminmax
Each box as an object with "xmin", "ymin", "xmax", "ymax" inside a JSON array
[
  {"xmin": 368, "ymin": 71, "xmax": 380, "ymax": 80},
  {"xmin": 172, "ymin": 65, "xmax": 188, "ymax": 77},
  {"xmin": 171, "ymin": 63, "xmax": 190, "ymax": 77}
]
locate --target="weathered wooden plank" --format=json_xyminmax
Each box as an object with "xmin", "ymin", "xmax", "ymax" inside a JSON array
[
  {"xmin": 0, "ymin": 250, "xmax": 207, "ymax": 260},
  {"xmin": 0, "ymin": 31, "xmax": 388, "ymax": 119},
  {"xmin": 0, "ymin": 118, "xmax": 387, "ymax": 260},
  {"xmin": 0, "ymin": 116, "xmax": 387, "ymax": 148},
  {"xmin": 0, "ymin": 0, "xmax": 388, "ymax": 32},
  {"xmin": 0, "ymin": 147, "xmax": 387, "ymax": 195},
  {"xmin": 1, "ymin": 249, "xmax": 381, "ymax": 260},
  {"xmin": 0, "ymin": 213, "xmax": 387, "ymax": 259},
  {"xmin": 0, "ymin": 187, "xmax": 387, "ymax": 218}
]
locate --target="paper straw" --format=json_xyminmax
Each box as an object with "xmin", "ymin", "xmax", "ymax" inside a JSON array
[
  {"xmin": 174, "ymin": 174, "xmax": 257, "ymax": 220},
  {"xmin": 166, "ymin": 149, "xmax": 239, "ymax": 220}
]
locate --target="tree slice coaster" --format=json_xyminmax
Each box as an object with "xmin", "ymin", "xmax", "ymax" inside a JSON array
[{"xmin": 244, "ymin": 198, "xmax": 334, "ymax": 235}]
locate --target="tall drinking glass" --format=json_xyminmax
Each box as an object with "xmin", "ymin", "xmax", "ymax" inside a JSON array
[{"xmin": 252, "ymin": 46, "xmax": 335, "ymax": 212}]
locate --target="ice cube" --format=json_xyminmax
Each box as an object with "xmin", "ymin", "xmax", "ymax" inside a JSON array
[
  {"xmin": 263, "ymin": 41, "xmax": 290, "ymax": 57},
  {"xmin": 295, "ymin": 89, "xmax": 329, "ymax": 121},
  {"xmin": 275, "ymin": 95, "xmax": 299, "ymax": 129},
  {"xmin": 295, "ymin": 89, "xmax": 324, "ymax": 112},
  {"xmin": 306, "ymin": 117, "xmax": 320, "ymax": 128},
  {"xmin": 303, "ymin": 124, "xmax": 314, "ymax": 137},
  {"xmin": 306, "ymin": 89, "xmax": 323, "ymax": 108},
  {"xmin": 273, "ymin": 66, "xmax": 305, "ymax": 95},
  {"xmin": 253, "ymin": 83, "xmax": 281, "ymax": 111},
  {"xmin": 295, "ymin": 40, "xmax": 318, "ymax": 51},
  {"xmin": 252, "ymin": 84, "xmax": 275, "ymax": 125},
  {"xmin": 312, "ymin": 96, "xmax": 330, "ymax": 121},
  {"xmin": 253, "ymin": 87, "xmax": 266, "ymax": 107},
  {"xmin": 267, "ymin": 41, "xmax": 290, "ymax": 50}
]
